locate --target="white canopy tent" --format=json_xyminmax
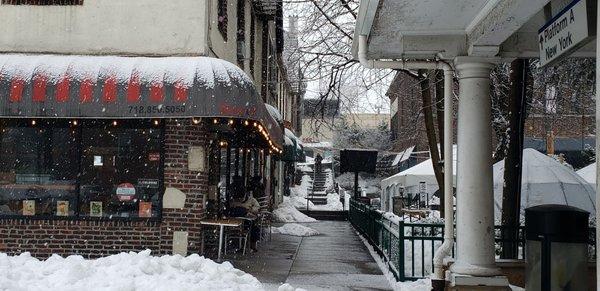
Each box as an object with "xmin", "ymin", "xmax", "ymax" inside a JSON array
[
  {"xmin": 577, "ymin": 162, "xmax": 596, "ymax": 187},
  {"xmin": 493, "ymin": 149, "xmax": 596, "ymax": 222},
  {"xmin": 380, "ymin": 146, "xmax": 456, "ymax": 211}
]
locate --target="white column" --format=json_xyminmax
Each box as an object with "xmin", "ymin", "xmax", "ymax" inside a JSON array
[
  {"xmin": 595, "ymin": 1, "xmax": 600, "ymax": 288},
  {"xmin": 450, "ymin": 58, "xmax": 501, "ymax": 277}
]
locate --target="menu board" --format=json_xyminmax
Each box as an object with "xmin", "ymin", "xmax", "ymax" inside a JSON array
[
  {"xmin": 22, "ymin": 200, "xmax": 35, "ymax": 216},
  {"xmin": 56, "ymin": 201, "xmax": 69, "ymax": 216},
  {"xmin": 139, "ymin": 201, "xmax": 152, "ymax": 218},
  {"xmin": 90, "ymin": 201, "xmax": 103, "ymax": 217}
]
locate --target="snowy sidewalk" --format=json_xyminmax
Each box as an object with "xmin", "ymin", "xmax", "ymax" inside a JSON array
[{"xmin": 231, "ymin": 221, "xmax": 392, "ymax": 290}]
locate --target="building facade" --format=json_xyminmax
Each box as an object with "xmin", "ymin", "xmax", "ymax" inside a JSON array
[{"xmin": 0, "ymin": 0, "xmax": 299, "ymax": 259}]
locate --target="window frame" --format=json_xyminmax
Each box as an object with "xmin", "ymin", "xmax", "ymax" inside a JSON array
[
  {"xmin": 218, "ymin": 0, "xmax": 228, "ymax": 40},
  {"xmin": 1, "ymin": 0, "xmax": 83, "ymax": 5},
  {"xmin": 0, "ymin": 119, "xmax": 165, "ymax": 222},
  {"xmin": 236, "ymin": 0, "xmax": 246, "ymax": 68}
]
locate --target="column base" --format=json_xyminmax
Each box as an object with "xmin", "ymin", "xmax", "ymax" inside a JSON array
[
  {"xmin": 447, "ymin": 272, "xmax": 510, "ymax": 291},
  {"xmin": 449, "ymin": 260, "xmax": 502, "ymax": 277}
]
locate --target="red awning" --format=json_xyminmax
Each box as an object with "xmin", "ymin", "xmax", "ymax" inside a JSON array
[{"xmin": 0, "ymin": 54, "xmax": 283, "ymax": 149}]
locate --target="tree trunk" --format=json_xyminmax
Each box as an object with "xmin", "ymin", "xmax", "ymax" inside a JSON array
[
  {"xmin": 434, "ymin": 70, "xmax": 446, "ymax": 217},
  {"xmin": 501, "ymin": 59, "xmax": 527, "ymax": 259},
  {"xmin": 419, "ymin": 70, "xmax": 444, "ymax": 214}
]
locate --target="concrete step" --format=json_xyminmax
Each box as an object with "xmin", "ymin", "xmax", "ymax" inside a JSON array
[
  {"xmin": 308, "ymin": 199, "xmax": 328, "ymax": 205},
  {"xmin": 299, "ymin": 210, "xmax": 348, "ymax": 221},
  {"xmin": 307, "ymin": 189, "xmax": 327, "ymax": 193}
]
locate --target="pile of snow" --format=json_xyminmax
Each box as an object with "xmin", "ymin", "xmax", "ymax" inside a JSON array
[
  {"xmin": 290, "ymin": 168, "xmax": 345, "ymax": 211},
  {"xmin": 297, "ymin": 164, "xmax": 313, "ymax": 172},
  {"xmin": 337, "ymin": 172, "xmax": 382, "ymax": 195},
  {"xmin": 273, "ymin": 198, "xmax": 317, "ymax": 223},
  {"xmin": 0, "ymin": 250, "xmax": 263, "ymax": 291},
  {"xmin": 357, "ymin": 231, "xmax": 431, "ymax": 291},
  {"xmin": 277, "ymin": 283, "xmax": 307, "ymax": 291},
  {"xmin": 272, "ymin": 223, "xmax": 320, "ymax": 237}
]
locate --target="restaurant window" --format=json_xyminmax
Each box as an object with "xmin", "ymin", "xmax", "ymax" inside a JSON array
[
  {"xmin": 218, "ymin": 0, "xmax": 228, "ymax": 40},
  {"xmin": 1, "ymin": 0, "xmax": 83, "ymax": 5},
  {"xmin": 0, "ymin": 119, "xmax": 163, "ymax": 219}
]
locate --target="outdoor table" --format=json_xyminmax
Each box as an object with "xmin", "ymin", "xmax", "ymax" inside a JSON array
[{"xmin": 200, "ymin": 218, "xmax": 243, "ymax": 261}]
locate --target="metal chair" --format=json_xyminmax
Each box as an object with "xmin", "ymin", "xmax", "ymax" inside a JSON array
[
  {"xmin": 224, "ymin": 222, "xmax": 250, "ymax": 256},
  {"xmin": 256, "ymin": 196, "xmax": 272, "ymax": 241}
]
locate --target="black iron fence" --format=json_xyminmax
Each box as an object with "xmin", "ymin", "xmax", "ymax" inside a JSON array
[{"xmin": 349, "ymin": 199, "xmax": 596, "ymax": 281}]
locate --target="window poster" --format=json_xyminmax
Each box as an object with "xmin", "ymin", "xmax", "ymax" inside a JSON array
[
  {"xmin": 90, "ymin": 201, "xmax": 103, "ymax": 217},
  {"xmin": 148, "ymin": 152, "xmax": 160, "ymax": 162},
  {"xmin": 116, "ymin": 183, "xmax": 136, "ymax": 201},
  {"xmin": 22, "ymin": 200, "xmax": 35, "ymax": 216},
  {"xmin": 139, "ymin": 201, "xmax": 152, "ymax": 218},
  {"xmin": 56, "ymin": 201, "xmax": 69, "ymax": 216}
]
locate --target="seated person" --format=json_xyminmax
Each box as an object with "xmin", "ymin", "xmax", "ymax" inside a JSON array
[{"xmin": 229, "ymin": 177, "xmax": 260, "ymax": 251}]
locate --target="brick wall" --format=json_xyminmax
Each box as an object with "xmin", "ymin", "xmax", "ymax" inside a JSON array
[
  {"xmin": 525, "ymin": 115, "xmax": 594, "ymax": 138},
  {"xmin": 0, "ymin": 118, "xmax": 209, "ymax": 258},
  {"xmin": 161, "ymin": 118, "xmax": 208, "ymax": 255}
]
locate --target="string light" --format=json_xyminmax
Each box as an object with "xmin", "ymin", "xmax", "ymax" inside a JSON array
[
  {"xmin": 244, "ymin": 120, "xmax": 249, "ymax": 126},
  {"xmin": 192, "ymin": 117, "xmax": 201, "ymax": 124},
  {"xmin": 253, "ymin": 122, "xmax": 257, "ymax": 127},
  {"xmin": 153, "ymin": 119, "xmax": 160, "ymax": 126},
  {"xmin": 228, "ymin": 119, "xmax": 234, "ymax": 125},
  {"xmin": 213, "ymin": 118, "xmax": 218, "ymax": 124},
  {"xmin": 31, "ymin": 120, "xmax": 36, "ymax": 126}
]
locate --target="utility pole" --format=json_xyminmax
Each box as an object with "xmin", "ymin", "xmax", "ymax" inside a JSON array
[{"xmin": 501, "ymin": 59, "xmax": 528, "ymax": 259}]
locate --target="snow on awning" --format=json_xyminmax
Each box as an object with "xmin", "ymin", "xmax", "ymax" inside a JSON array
[
  {"xmin": 284, "ymin": 135, "xmax": 294, "ymax": 146},
  {"xmin": 265, "ymin": 103, "xmax": 283, "ymax": 123},
  {"xmin": 0, "ymin": 54, "xmax": 283, "ymax": 147}
]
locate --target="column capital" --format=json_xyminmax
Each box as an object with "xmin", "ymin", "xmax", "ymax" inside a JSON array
[{"xmin": 453, "ymin": 57, "xmax": 497, "ymax": 79}]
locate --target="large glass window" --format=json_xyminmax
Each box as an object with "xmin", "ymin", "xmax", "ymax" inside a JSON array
[{"xmin": 0, "ymin": 119, "xmax": 163, "ymax": 219}]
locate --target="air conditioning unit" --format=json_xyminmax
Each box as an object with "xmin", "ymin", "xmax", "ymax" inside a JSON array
[{"xmin": 237, "ymin": 41, "xmax": 247, "ymax": 60}]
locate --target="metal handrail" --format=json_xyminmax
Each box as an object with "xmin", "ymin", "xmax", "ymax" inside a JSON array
[{"xmin": 349, "ymin": 199, "xmax": 597, "ymax": 282}]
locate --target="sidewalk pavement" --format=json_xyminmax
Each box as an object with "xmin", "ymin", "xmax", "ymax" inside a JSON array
[{"xmin": 230, "ymin": 220, "xmax": 392, "ymax": 290}]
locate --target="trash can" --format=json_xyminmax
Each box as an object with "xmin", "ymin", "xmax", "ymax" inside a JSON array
[{"xmin": 525, "ymin": 204, "xmax": 589, "ymax": 291}]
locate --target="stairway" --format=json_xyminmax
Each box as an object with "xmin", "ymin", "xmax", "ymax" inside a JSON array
[{"xmin": 305, "ymin": 168, "xmax": 330, "ymax": 205}]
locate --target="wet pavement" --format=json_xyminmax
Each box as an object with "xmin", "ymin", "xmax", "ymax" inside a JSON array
[{"xmin": 230, "ymin": 220, "xmax": 392, "ymax": 290}]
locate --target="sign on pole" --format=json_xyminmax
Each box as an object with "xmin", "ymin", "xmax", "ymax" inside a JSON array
[{"xmin": 538, "ymin": 0, "xmax": 597, "ymax": 67}]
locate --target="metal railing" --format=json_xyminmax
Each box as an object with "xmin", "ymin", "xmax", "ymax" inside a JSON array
[{"xmin": 349, "ymin": 199, "xmax": 596, "ymax": 281}]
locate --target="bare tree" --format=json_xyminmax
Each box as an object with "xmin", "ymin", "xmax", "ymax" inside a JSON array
[{"xmin": 284, "ymin": 0, "xmax": 393, "ymax": 135}]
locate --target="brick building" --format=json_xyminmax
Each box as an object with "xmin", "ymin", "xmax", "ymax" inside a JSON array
[
  {"xmin": 387, "ymin": 68, "xmax": 595, "ymax": 170},
  {"xmin": 0, "ymin": 0, "xmax": 299, "ymax": 259}
]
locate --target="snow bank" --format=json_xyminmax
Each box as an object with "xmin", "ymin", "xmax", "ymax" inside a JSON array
[
  {"xmin": 0, "ymin": 250, "xmax": 263, "ymax": 291},
  {"xmin": 277, "ymin": 283, "xmax": 307, "ymax": 291},
  {"xmin": 337, "ymin": 172, "xmax": 382, "ymax": 195},
  {"xmin": 273, "ymin": 198, "xmax": 317, "ymax": 223},
  {"xmin": 273, "ymin": 223, "xmax": 320, "ymax": 237},
  {"xmin": 357, "ymin": 231, "xmax": 431, "ymax": 291},
  {"xmin": 290, "ymin": 170, "xmax": 345, "ymax": 211}
]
